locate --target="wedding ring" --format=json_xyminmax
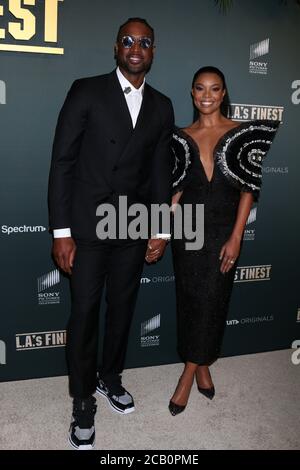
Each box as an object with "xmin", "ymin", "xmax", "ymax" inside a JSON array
[{"xmin": 230, "ymin": 260, "xmax": 234, "ymax": 264}]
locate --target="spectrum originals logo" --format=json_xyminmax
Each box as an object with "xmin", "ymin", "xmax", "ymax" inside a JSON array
[
  {"xmin": 140, "ymin": 275, "xmax": 175, "ymax": 284},
  {"xmin": 227, "ymin": 315, "xmax": 274, "ymax": 326},
  {"xmin": 1, "ymin": 225, "xmax": 47, "ymax": 235}
]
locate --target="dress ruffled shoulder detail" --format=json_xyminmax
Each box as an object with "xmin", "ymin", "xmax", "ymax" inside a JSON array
[
  {"xmin": 171, "ymin": 127, "xmax": 194, "ymax": 193},
  {"xmin": 215, "ymin": 119, "xmax": 280, "ymax": 200}
]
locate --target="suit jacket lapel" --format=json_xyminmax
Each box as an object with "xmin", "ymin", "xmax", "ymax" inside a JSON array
[{"xmin": 103, "ymin": 71, "xmax": 133, "ymax": 140}]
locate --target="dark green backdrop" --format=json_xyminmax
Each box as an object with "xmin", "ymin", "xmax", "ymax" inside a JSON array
[{"xmin": 0, "ymin": 0, "xmax": 299, "ymax": 380}]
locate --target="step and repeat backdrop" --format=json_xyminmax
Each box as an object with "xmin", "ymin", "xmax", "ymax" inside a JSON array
[{"xmin": 1, "ymin": 0, "xmax": 299, "ymax": 381}]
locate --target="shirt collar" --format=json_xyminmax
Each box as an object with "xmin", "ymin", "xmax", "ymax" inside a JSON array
[{"xmin": 116, "ymin": 67, "xmax": 145, "ymax": 96}]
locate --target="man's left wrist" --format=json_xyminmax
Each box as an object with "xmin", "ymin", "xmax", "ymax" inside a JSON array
[{"xmin": 152, "ymin": 233, "xmax": 171, "ymax": 242}]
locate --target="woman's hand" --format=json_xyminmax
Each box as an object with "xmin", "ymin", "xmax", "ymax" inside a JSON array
[
  {"xmin": 219, "ymin": 235, "xmax": 241, "ymax": 274},
  {"xmin": 145, "ymin": 238, "xmax": 168, "ymax": 263}
]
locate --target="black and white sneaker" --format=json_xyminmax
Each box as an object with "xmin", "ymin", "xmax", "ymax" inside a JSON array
[
  {"xmin": 96, "ymin": 375, "xmax": 135, "ymax": 414},
  {"xmin": 68, "ymin": 396, "xmax": 97, "ymax": 450}
]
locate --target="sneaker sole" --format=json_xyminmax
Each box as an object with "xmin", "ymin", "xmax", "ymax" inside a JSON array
[
  {"xmin": 68, "ymin": 435, "xmax": 94, "ymax": 450},
  {"xmin": 96, "ymin": 387, "xmax": 135, "ymax": 415}
]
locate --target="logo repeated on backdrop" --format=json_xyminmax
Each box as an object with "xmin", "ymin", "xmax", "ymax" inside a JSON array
[
  {"xmin": 37, "ymin": 269, "xmax": 60, "ymax": 305},
  {"xmin": 227, "ymin": 315, "xmax": 274, "ymax": 327},
  {"xmin": 15, "ymin": 330, "xmax": 66, "ymax": 351},
  {"xmin": 140, "ymin": 314, "xmax": 160, "ymax": 348},
  {"xmin": 262, "ymin": 166, "xmax": 288, "ymax": 175},
  {"xmin": 140, "ymin": 275, "xmax": 175, "ymax": 284},
  {"xmin": 249, "ymin": 38, "xmax": 269, "ymax": 75},
  {"xmin": 0, "ymin": 0, "xmax": 64, "ymax": 55},
  {"xmin": 0, "ymin": 79, "xmax": 6, "ymax": 104},
  {"xmin": 0, "ymin": 339, "xmax": 6, "ymax": 365},
  {"xmin": 291, "ymin": 80, "xmax": 300, "ymax": 104},
  {"xmin": 228, "ymin": 103, "xmax": 284, "ymax": 122},
  {"xmin": 1, "ymin": 224, "xmax": 47, "ymax": 235},
  {"xmin": 234, "ymin": 265, "xmax": 272, "ymax": 283},
  {"xmin": 244, "ymin": 205, "xmax": 257, "ymax": 241}
]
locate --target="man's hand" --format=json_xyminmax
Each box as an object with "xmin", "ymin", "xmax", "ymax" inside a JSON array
[
  {"xmin": 52, "ymin": 237, "xmax": 76, "ymax": 275},
  {"xmin": 145, "ymin": 238, "xmax": 168, "ymax": 263}
]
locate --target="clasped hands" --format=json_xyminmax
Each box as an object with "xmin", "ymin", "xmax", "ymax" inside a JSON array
[{"xmin": 145, "ymin": 238, "xmax": 168, "ymax": 263}]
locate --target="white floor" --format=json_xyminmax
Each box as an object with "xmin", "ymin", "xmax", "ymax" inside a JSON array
[{"xmin": 0, "ymin": 349, "xmax": 299, "ymax": 450}]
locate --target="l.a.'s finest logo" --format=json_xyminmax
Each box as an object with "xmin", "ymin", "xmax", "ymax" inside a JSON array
[
  {"xmin": 141, "ymin": 314, "xmax": 160, "ymax": 347},
  {"xmin": 228, "ymin": 103, "xmax": 284, "ymax": 122},
  {"xmin": 37, "ymin": 269, "xmax": 60, "ymax": 305},
  {"xmin": 0, "ymin": 0, "xmax": 64, "ymax": 55},
  {"xmin": 16, "ymin": 330, "xmax": 66, "ymax": 350},
  {"xmin": 234, "ymin": 265, "xmax": 271, "ymax": 283},
  {"xmin": 249, "ymin": 38, "xmax": 269, "ymax": 75},
  {"xmin": 0, "ymin": 339, "xmax": 6, "ymax": 365}
]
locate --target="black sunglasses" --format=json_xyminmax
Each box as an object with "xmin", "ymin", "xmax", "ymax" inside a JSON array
[{"xmin": 120, "ymin": 35, "xmax": 153, "ymax": 49}]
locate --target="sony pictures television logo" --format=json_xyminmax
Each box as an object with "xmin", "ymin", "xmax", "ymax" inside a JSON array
[
  {"xmin": 140, "ymin": 314, "xmax": 160, "ymax": 347},
  {"xmin": 0, "ymin": 0, "xmax": 64, "ymax": 55},
  {"xmin": 15, "ymin": 330, "xmax": 66, "ymax": 350},
  {"xmin": 249, "ymin": 38, "xmax": 269, "ymax": 75},
  {"xmin": 234, "ymin": 265, "xmax": 271, "ymax": 283},
  {"xmin": 244, "ymin": 206, "xmax": 257, "ymax": 241},
  {"xmin": 37, "ymin": 269, "xmax": 60, "ymax": 305}
]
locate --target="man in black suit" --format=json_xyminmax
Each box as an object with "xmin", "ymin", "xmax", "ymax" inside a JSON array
[{"xmin": 48, "ymin": 18, "xmax": 174, "ymax": 449}]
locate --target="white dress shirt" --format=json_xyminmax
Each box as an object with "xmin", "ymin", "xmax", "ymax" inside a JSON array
[
  {"xmin": 53, "ymin": 68, "xmax": 170, "ymax": 240},
  {"xmin": 116, "ymin": 66, "xmax": 144, "ymax": 128}
]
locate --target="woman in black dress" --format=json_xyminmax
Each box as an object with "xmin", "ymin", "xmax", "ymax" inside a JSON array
[{"xmin": 169, "ymin": 66, "xmax": 279, "ymax": 415}]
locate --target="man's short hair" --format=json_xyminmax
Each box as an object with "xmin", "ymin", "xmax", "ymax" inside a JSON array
[{"xmin": 116, "ymin": 18, "xmax": 155, "ymax": 42}]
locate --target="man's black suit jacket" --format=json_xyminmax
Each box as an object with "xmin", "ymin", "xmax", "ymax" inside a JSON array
[{"xmin": 48, "ymin": 70, "xmax": 174, "ymax": 240}]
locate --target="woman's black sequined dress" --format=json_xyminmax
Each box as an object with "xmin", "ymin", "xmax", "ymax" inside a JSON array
[{"xmin": 171, "ymin": 121, "xmax": 279, "ymax": 364}]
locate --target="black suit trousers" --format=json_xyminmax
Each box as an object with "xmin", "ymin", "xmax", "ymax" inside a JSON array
[{"xmin": 66, "ymin": 238, "xmax": 147, "ymax": 398}]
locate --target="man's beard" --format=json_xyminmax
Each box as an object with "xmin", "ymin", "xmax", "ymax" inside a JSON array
[{"xmin": 116, "ymin": 57, "xmax": 153, "ymax": 75}]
